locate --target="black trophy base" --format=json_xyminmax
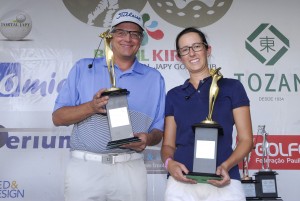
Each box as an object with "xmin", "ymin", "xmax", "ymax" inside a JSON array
[
  {"xmin": 106, "ymin": 137, "xmax": 141, "ymax": 149},
  {"xmin": 186, "ymin": 172, "xmax": 222, "ymax": 183},
  {"xmin": 193, "ymin": 122, "xmax": 224, "ymax": 135},
  {"xmin": 102, "ymin": 88, "xmax": 129, "ymax": 96},
  {"xmin": 246, "ymin": 198, "xmax": 283, "ymax": 201},
  {"xmin": 190, "ymin": 123, "xmax": 223, "ymax": 183},
  {"xmin": 254, "ymin": 170, "xmax": 278, "ymax": 198}
]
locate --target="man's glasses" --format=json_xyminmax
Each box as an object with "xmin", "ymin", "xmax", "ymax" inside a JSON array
[
  {"xmin": 178, "ymin": 42, "xmax": 207, "ymax": 56},
  {"xmin": 111, "ymin": 29, "xmax": 143, "ymax": 40}
]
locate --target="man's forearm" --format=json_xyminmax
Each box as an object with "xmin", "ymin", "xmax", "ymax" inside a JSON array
[
  {"xmin": 146, "ymin": 129, "xmax": 163, "ymax": 146},
  {"xmin": 52, "ymin": 102, "xmax": 95, "ymax": 126}
]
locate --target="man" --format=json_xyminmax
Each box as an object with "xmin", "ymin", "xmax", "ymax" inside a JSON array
[{"xmin": 52, "ymin": 8, "xmax": 165, "ymax": 201}]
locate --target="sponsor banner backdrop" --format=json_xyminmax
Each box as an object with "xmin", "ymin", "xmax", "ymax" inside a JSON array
[
  {"xmin": 240, "ymin": 135, "xmax": 300, "ymax": 170},
  {"xmin": 0, "ymin": 0, "xmax": 299, "ymax": 201}
]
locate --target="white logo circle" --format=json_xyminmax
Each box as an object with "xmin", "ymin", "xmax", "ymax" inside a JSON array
[{"xmin": 0, "ymin": 10, "xmax": 32, "ymax": 41}]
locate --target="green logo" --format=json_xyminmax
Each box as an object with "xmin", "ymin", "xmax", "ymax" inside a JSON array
[{"xmin": 246, "ymin": 23, "xmax": 289, "ymax": 65}]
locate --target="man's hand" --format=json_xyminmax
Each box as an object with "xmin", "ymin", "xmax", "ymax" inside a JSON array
[
  {"xmin": 121, "ymin": 129, "xmax": 163, "ymax": 152},
  {"xmin": 121, "ymin": 133, "xmax": 147, "ymax": 152},
  {"xmin": 89, "ymin": 88, "xmax": 109, "ymax": 114}
]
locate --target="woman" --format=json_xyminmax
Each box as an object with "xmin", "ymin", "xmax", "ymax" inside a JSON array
[{"xmin": 161, "ymin": 27, "xmax": 253, "ymax": 201}]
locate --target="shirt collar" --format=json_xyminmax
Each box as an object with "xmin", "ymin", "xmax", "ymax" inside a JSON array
[
  {"xmin": 104, "ymin": 57, "xmax": 144, "ymax": 75},
  {"xmin": 181, "ymin": 76, "xmax": 212, "ymax": 90},
  {"xmin": 130, "ymin": 58, "xmax": 145, "ymax": 75},
  {"xmin": 181, "ymin": 79, "xmax": 191, "ymax": 90}
]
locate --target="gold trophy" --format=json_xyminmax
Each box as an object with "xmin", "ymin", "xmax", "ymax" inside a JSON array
[
  {"xmin": 186, "ymin": 67, "xmax": 223, "ymax": 183},
  {"xmin": 100, "ymin": 30, "xmax": 140, "ymax": 149}
]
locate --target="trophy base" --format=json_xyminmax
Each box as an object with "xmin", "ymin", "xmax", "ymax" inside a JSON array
[
  {"xmin": 193, "ymin": 122, "xmax": 224, "ymax": 135},
  {"xmin": 242, "ymin": 176, "xmax": 254, "ymax": 180},
  {"xmin": 102, "ymin": 88, "xmax": 129, "ymax": 96},
  {"xmin": 241, "ymin": 178, "xmax": 259, "ymax": 198},
  {"xmin": 186, "ymin": 172, "xmax": 222, "ymax": 183},
  {"xmin": 253, "ymin": 170, "xmax": 279, "ymax": 198},
  {"xmin": 106, "ymin": 137, "xmax": 141, "ymax": 149}
]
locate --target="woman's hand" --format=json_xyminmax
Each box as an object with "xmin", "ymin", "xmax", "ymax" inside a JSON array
[
  {"xmin": 167, "ymin": 159, "xmax": 197, "ymax": 184},
  {"xmin": 207, "ymin": 165, "xmax": 230, "ymax": 187}
]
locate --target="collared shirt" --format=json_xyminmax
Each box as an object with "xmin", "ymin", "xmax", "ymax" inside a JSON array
[
  {"xmin": 54, "ymin": 57, "xmax": 165, "ymax": 153},
  {"xmin": 165, "ymin": 77, "xmax": 250, "ymax": 180}
]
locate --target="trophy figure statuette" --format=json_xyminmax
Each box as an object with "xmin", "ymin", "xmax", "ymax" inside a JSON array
[
  {"xmin": 100, "ymin": 30, "xmax": 118, "ymax": 91},
  {"xmin": 260, "ymin": 125, "xmax": 271, "ymax": 171},
  {"xmin": 201, "ymin": 67, "xmax": 223, "ymax": 125},
  {"xmin": 186, "ymin": 67, "xmax": 223, "ymax": 183},
  {"xmin": 99, "ymin": 29, "xmax": 140, "ymax": 149}
]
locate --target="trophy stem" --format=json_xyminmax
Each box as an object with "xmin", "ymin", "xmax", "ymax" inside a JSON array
[
  {"xmin": 111, "ymin": 64, "xmax": 116, "ymax": 88},
  {"xmin": 242, "ymin": 156, "xmax": 252, "ymax": 180}
]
